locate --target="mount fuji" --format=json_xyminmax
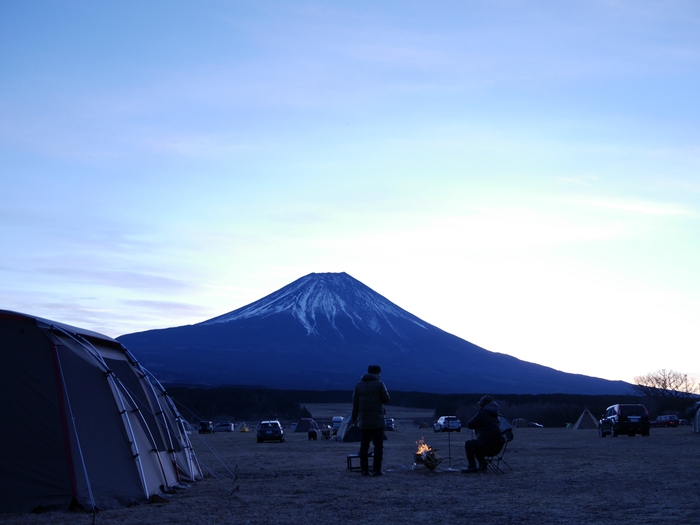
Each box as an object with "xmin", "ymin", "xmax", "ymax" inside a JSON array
[{"xmin": 117, "ymin": 272, "xmax": 630, "ymax": 394}]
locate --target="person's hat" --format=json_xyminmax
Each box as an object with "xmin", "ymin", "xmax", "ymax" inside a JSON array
[
  {"xmin": 368, "ymin": 365, "xmax": 381, "ymax": 375},
  {"xmin": 478, "ymin": 395, "xmax": 493, "ymax": 408}
]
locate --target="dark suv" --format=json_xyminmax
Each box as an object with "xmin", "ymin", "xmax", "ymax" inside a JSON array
[
  {"xmin": 256, "ymin": 420, "xmax": 285, "ymax": 443},
  {"xmin": 198, "ymin": 421, "xmax": 215, "ymax": 434},
  {"xmin": 599, "ymin": 404, "xmax": 650, "ymax": 437}
]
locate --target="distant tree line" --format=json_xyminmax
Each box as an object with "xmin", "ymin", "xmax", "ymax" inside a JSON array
[
  {"xmin": 166, "ymin": 386, "xmax": 444, "ymax": 424},
  {"xmin": 165, "ymin": 385, "xmax": 697, "ymax": 428},
  {"xmin": 167, "ymin": 386, "xmax": 314, "ymax": 424},
  {"xmin": 633, "ymin": 369, "xmax": 700, "ymax": 417}
]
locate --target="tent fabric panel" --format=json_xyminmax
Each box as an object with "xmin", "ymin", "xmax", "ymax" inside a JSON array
[
  {"xmin": 158, "ymin": 397, "xmax": 184, "ymax": 453},
  {"xmin": 336, "ymin": 414, "xmax": 362, "ymax": 442},
  {"xmin": 117, "ymin": 390, "xmax": 170, "ymax": 498},
  {"xmin": 54, "ymin": 339, "xmax": 148, "ymax": 509},
  {"xmin": 159, "ymin": 395, "xmax": 203, "ymax": 481},
  {"xmin": 147, "ymin": 374, "xmax": 202, "ymax": 481},
  {"xmin": 103, "ymin": 357, "xmax": 168, "ymax": 451},
  {"xmin": 101, "ymin": 354, "xmax": 181, "ymax": 489},
  {"xmin": 341, "ymin": 426, "xmax": 362, "ymax": 442},
  {"xmin": 0, "ymin": 320, "xmax": 73, "ymax": 512}
]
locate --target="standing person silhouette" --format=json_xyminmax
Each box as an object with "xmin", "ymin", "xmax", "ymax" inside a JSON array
[{"xmin": 351, "ymin": 365, "xmax": 390, "ymax": 476}]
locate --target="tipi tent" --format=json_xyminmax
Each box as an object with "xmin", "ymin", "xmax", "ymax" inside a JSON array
[
  {"xmin": 572, "ymin": 409, "xmax": 599, "ymax": 430},
  {"xmin": 499, "ymin": 415, "xmax": 512, "ymax": 432},
  {"xmin": 0, "ymin": 310, "xmax": 202, "ymax": 513},
  {"xmin": 334, "ymin": 415, "xmax": 387, "ymax": 442},
  {"xmin": 335, "ymin": 414, "xmax": 362, "ymax": 442}
]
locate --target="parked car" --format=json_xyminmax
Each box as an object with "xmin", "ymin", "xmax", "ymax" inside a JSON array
[
  {"xmin": 599, "ymin": 404, "xmax": 650, "ymax": 437},
  {"xmin": 651, "ymin": 415, "xmax": 680, "ymax": 428},
  {"xmin": 385, "ymin": 418, "xmax": 396, "ymax": 431},
  {"xmin": 214, "ymin": 421, "xmax": 235, "ymax": 432},
  {"xmin": 256, "ymin": 420, "xmax": 285, "ymax": 443},
  {"xmin": 433, "ymin": 416, "xmax": 461, "ymax": 432},
  {"xmin": 528, "ymin": 422, "xmax": 544, "ymax": 428},
  {"xmin": 198, "ymin": 421, "xmax": 215, "ymax": 434},
  {"xmin": 331, "ymin": 416, "xmax": 344, "ymax": 435}
]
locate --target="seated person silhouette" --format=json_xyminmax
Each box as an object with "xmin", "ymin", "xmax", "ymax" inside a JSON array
[{"xmin": 462, "ymin": 395, "xmax": 503, "ymax": 473}]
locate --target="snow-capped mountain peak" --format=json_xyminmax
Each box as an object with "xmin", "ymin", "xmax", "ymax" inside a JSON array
[{"xmin": 198, "ymin": 272, "xmax": 426, "ymax": 336}]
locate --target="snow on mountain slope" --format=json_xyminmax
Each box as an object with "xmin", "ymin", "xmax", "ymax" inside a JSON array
[{"xmin": 199, "ymin": 272, "xmax": 427, "ymax": 337}]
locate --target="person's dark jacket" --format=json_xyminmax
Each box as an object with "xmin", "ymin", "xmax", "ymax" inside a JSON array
[
  {"xmin": 466, "ymin": 401, "xmax": 502, "ymax": 445},
  {"xmin": 351, "ymin": 373, "xmax": 390, "ymax": 429}
]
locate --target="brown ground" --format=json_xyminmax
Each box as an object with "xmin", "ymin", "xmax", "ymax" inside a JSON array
[{"xmin": 5, "ymin": 405, "xmax": 700, "ymax": 525}]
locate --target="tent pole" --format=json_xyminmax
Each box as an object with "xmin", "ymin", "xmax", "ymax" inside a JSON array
[
  {"xmin": 107, "ymin": 372, "xmax": 151, "ymax": 501},
  {"xmin": 113, "ymin": 377, "xmax": 173, "ymax": 491},
  {"xmin": 137, "ymin": 366, "xmax": 181, "ymax": 483},
  {"xmin": 148, "ymin": 372, "xmax": 202, "ymax": 480}
]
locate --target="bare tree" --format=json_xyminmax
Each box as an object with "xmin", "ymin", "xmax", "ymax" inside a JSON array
[{"xmin": 633, "ymin": 369, "xmax": 699, "ymax": 398}]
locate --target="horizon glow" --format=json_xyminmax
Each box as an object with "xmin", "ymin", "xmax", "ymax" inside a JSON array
[{"xmin": 2, "ymin": 1, "xmax": 699, "ymax": 384}]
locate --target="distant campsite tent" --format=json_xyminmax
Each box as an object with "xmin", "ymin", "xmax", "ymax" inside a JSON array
[
  {"xmin": 572, "ymin": 409, "xmax": 599, "ymax": 430},
  {"xmin": 0, "ymin": 310, "xmax": 202, "ymax": 513},
  {"xmin": 334, "ymin": 415, "xmax": 387, "ymax": 442},
  {"xmin": 335, "ymin": 415, "xmax": 362, "ymax": 442},
  {"xmin": 511, "ymin": 418, "xmax": 530, "ymax": 428},
  {"xmin": 499, "ymin": 415, "xmax": 512, "ymax": 432},
  {"xmin": 294, "ymin": 418, "xmax": 320, "ymax": 433}
]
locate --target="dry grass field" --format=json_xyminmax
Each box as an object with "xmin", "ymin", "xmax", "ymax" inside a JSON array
[{"xmin": 5, "ymin": 404, "xmax": 700, "ymax": 525}]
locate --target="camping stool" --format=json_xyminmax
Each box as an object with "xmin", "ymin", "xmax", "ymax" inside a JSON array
[{"xmin": 346, "ymin": 451, "xmax": 373, "ymax": 471}]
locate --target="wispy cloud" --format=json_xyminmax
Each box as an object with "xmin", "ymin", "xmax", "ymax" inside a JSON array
[
  {"xmin": 556, "ymin": 175, "xmax": 600, "ymax": 187},
  {"xmin": 141, "ymin": 131, "xmax": 252, "ymax": 158},
  {"xmin": 44, "ymin": 268, "xmax": 195, "ymax": 293},
  {"xmin": 121, "ymin": 299, "xmax": 210, "ymax": 318},
  {"xmin": 578, "ymin": 198, "xmax": 694, "ymax": 217}
]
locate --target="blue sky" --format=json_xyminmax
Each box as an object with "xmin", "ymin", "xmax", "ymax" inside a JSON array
[{"xmin": 2, "ymin": 1, "xmax": 699, "ymax": 383}]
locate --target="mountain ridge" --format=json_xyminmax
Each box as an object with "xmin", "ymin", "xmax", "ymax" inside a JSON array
[{"xmin": 117, "ymin": 272, "xmax": 631, "ymax": 395}]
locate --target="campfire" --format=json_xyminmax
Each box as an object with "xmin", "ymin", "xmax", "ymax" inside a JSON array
[{"xmin": 414, "ymin": 438, "xmax": 442, "ymax": 471}]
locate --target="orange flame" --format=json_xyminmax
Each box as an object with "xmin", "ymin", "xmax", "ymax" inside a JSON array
[{"xmin": 416, "ymin": 438, "xmax": 431, "ymax": 454}]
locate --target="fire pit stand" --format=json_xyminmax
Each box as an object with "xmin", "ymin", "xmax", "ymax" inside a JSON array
[
  {"xmin": 443, "ymin": 428, "xmax": 459, "ymax": 472},
  {"xmin": 413, "ymin": 440, "xmax": 442, "ymax": 472},
  {"xmin": 413, "ymin": 452, "xmax": 440, "ymax": 472}
]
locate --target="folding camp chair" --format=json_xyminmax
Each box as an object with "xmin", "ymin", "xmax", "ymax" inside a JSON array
[{"xmin": 483, "ymin": 427, "xmax": 513, "ymax": 474}]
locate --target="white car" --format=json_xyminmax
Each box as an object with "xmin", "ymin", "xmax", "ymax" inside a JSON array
[
  {"xmin": 433, "ymin": 416, "xmax": 461, "ymax": 432},
  {"xmin": 214, "ymin": 421, "xmax": 235, "ymax": 432}
]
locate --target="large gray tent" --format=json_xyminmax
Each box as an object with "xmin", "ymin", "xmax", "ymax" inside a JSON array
[
  {"xmin": 334, "ymin": 414, "xmax": 362, "ymax": 442},
  {"xmin": 0, "ymin": 310, "xmax": 202, "ymax": 513},
  {"xmin": 572, "ymin": 409, "xmax": 599, "ymax": 430}
]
